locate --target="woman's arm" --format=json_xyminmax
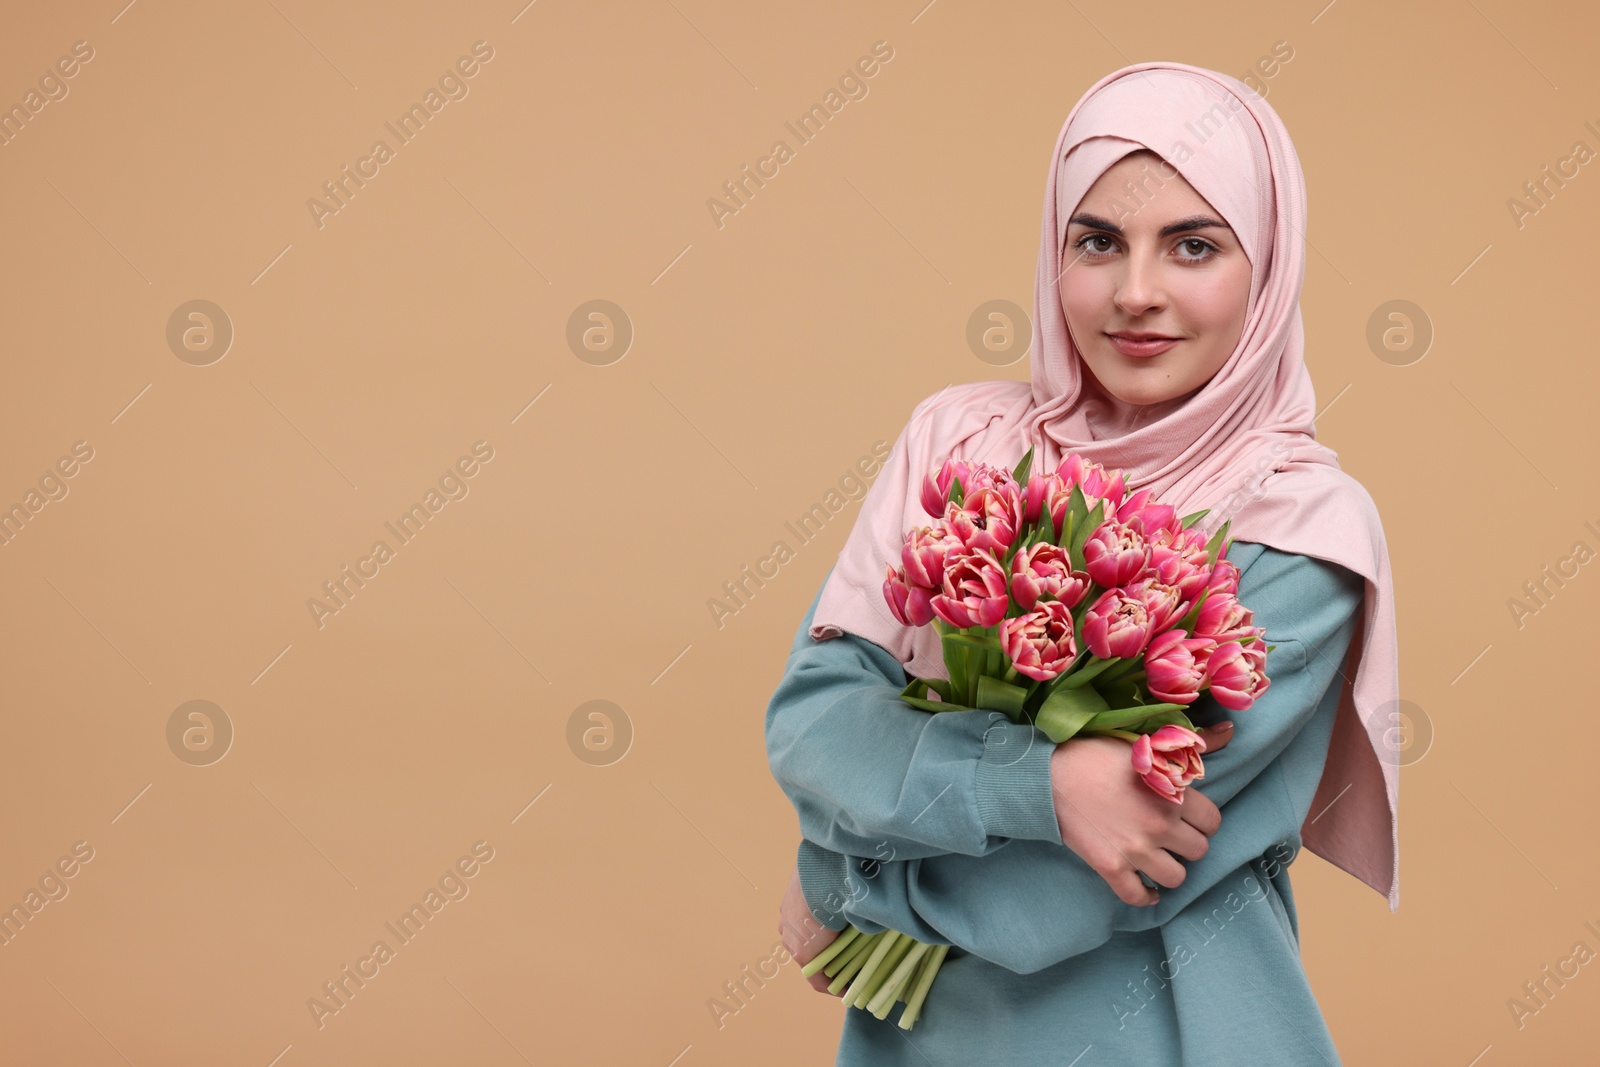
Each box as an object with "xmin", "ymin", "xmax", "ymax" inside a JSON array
[
  {"xmin": 765, "ymin": 572, "xmax": 1065, "ymax": 861},
  {"xmin": 797, "ymin": 545, "xmax": 1365, "ymax": 973}
]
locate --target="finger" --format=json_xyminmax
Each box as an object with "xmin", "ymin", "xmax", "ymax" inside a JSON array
[
  {"xmin": 1178, "ymin": 788, "xmax": 1222, "ymax": 837},
  {"xmin": 807, "ymin": 973, "xmax": 837, "ymax": 994},
  {"xmin": 1159, "ymin": 819, "xmax": 1210, "ymax": 863},
  {"xmin": 1137, "ymin": 849, "xmax": 1188, "ymax": 890},
  {"xmin": 1139, "ymin": 851, "xmax": 1190, "ymax": 895},
  {"xmin": 1107, "ymin": 865, "xmax": 1162, "ymax": 906},
  {"xmin": 1199, "ymin": 721, "xmax": 1235, "ymax": 752}
]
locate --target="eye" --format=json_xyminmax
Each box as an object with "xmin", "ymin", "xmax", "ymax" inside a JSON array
[
  {"xmin": 1174, "ymin": 237, "xmax": 1219, "ymax": 262},
  {"xmin": 1073, "ymin": 233, "xmax": 1118, "ymax": 259}
]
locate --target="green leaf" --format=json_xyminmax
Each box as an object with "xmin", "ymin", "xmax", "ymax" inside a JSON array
[
  {"xmin": 1037, "ymin": 505, "xmax": 1057, "ymax": 545},
  {"xmin": 1055, "ymin": 654, "xmax": 1120, "ymax": 690},
  {"xmin": 900, "ymin": 677, "xmax": 953, "ymax": 703},
  {"xmin": 1132, "ymin": 709, "xmax": 1196, "ymax": 733},
  {"xmin": 900, "ymin": 695, "xmax": 975, "ymax": 714},
  {"xmin": 1204, "ymin": 518, "xmax": 1232, "ymax": 568},
  {"xmin": 1011, "ymin": 445, "xmax": 1035, "ymax": 486},
  {"xmin": 1084, "ymin": 702, "xmax": 1188, "ymax": 731},
  {"xmin": 1179, "ymin": 508, "xmax": 1210, "ymax": 529},
  {"xmin": 950, "ymin": 474, "xmax": 965, "ymax": 510},
  {"xmin": 1068, "ymin": 498, "xmax": 1104, "ymax": 572},
  {"xmin": 943, "ymin": 631, "xmax": 1001, "ymax": 654},
  {"xmin": 976, "ymin": 675, "xmax": 1029, "ymax": 719},
  {"xmin": 1068, "ymin": 483, "xmax": 1089, "ymax": 534},
  {"xmin": 1178, "ymin": 586, "xmax": 1210, "ymax": 633},
  {"xmin": 1093, "ymin": 675, "xmax": 1141, "ymax": 709},
  {"xmin": 1035, "ymin": 684, "xmax": 1111, "ymax": 742},
  {"xmin": 937, "ymin": 622, "xmax": 968, "ymax": 701}
]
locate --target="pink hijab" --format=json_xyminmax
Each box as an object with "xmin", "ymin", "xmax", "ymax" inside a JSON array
[{"xmin": 810, "ymin": 62, "xmax": 1401, "ymax": 910}]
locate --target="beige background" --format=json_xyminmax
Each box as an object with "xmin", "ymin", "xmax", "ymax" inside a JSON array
[{"xmin": 0, "ymin": 0, "xmax": 1594, "ymax": 1063}]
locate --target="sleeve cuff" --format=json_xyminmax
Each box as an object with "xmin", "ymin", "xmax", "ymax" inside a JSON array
[
  {"xmin": 796, "ymin": 839, "xmax": 852, "ymax": 932},
  {"xmin": 974, "ymin": 719, "xmax": 1062, "ymax": 844}
]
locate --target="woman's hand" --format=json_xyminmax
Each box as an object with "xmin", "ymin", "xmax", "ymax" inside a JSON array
[
  {"xmin": 1050, "ymin": 721, "xmax": 1235, "ymax": 906},
  {"xmin": 780, "ymin": 865, "xmax": 844, "ymax": 995}
]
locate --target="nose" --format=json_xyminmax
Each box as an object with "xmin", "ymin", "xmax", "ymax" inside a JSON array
[{"xmin": 1113, "ymin": 245, "xmax": 1167, "ymax": 317}]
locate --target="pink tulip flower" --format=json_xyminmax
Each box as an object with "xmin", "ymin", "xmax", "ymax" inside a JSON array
[
  {"xmin": 902, "ymin": 525, "xmax": 965, "ymax": 590},
  {"xmin": 1081, "ymin": 588, "xmax": 1155, "ymax": 660},
  {"xmin": 1083, "ymin": 520, "xmax": 1152, "ymax": 589},
  {"xmin": 1193, "ymin": 591, "xmax": 1256, "ymax": 644},
  {"xmin": 1200, "ymin": 640, "xmax": 1272, "ymax": 711},
  {"xmin": 1001, "ymin": 600, "xmax": 1078, "ymax": 681},
  {"xmin": 1207, "ymin": 558, "xmax": 1241, "ymax": 597},
  {"xmin": 1057, "ymin": 453, "xmax": 1128, "ymax": 508},
  {"xmin": 1113, "ymin": 489, "xmax": 1180, "ymax": 539},
  {"xmin": 1143, "ymin": 628, "xmax": 1218, "ymax": 705},
  {"xmin": 1043, "ymin": 480, "xmax": 1075, "ymax": 541},
  {"xmin": 1130, "ymin": 724, "xmax": 1209, "ymax": 803},
  {"xmin": 1124, "ymin": 574, "xmax": 1186, "ymax": 634},
  {"xmin": 930, "ymin": 547, "xmax": 1010, "ymax": 630},
  {"xmin": 948, "ymin": 484, "xmax": 1024, "ymax": 554},
  {"xmin": 921, "ymin": 459, "xmax": 977, "ymax": 519},
  {"xmin": 1009, "ymin": 542, "xmax": 1089, "ymax": 611},
  {"xmin": 1149, "ymin": 525, "xmax": 1213, "ymax": 603},
  {"xmin": 1022, "ymin": 471, "xmax": 1054, "ymax": 527},
  {"xmin": 884, "ymin": 564, "xmax": 937, "ymax": 628}
]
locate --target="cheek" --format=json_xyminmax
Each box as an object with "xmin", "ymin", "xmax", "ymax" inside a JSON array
[
  {"xmin": 1181, "ymin": 267, "xmax": 1251, "ymax": 335},
  {"xmin": 1059, "ymin": 273, "xmax": 1109, "ymax": 328}
]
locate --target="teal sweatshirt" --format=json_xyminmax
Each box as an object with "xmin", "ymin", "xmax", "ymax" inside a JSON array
[{"xmin": 765, "ymin": 541, "xmax": 1365, "ymax": 1065}]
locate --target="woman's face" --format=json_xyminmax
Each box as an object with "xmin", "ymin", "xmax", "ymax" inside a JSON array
[{"xmin": 1059, "ymin": 150, "xmax": 1252, "ymax": 411}]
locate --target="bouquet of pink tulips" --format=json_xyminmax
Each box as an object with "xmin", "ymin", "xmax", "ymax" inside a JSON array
[{"xmin": 802, "ymin": 446, "xmax": 1274, "ymax": 1029}]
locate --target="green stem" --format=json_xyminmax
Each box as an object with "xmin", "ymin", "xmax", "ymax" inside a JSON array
[
  {"xmin": 1099, "ymin": 728, "xmax": 1141, "ymax": 742},
  {"xmin": 800, "ymin": 926, "xmax": 860, "ymax": 978},
  {"xmin": 869, "ymin": 941, "xmax": 931, "ymax": 1018},
  {"xmin": 856, "ymin": 932, "xmax": 917, "ymax": 1010},
  {"xmin": 844, "ymin": 931, "xmax": 903, "ymax": 1007},
  {"xmin": 897, "ymin": 943, "xmax": 950, "ymax": 1031},
  {"xmin": 827, "ymin": 932, "xmax": 883, "ymax": 995},
  {"xmin": 824, "ymin": 930, "xmax": 876, "ymax": 977}
]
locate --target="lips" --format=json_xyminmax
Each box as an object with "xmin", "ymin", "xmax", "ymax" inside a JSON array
[{"xmin": 1106, "ymin": 332, "xmax": 1181, "ymax": 358}]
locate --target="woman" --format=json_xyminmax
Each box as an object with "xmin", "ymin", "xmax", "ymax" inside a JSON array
[{"xmin": 764, "ymin": 62, "xmax": 1400, "ymax": 1064}]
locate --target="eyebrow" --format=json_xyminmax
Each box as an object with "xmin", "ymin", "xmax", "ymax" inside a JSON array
[{"xmin": 1068, "ymin": 212, "xmax": 1231, "ymax": 239}]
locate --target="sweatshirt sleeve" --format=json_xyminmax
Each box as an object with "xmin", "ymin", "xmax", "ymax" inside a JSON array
[
  {"xmin": 798, "ymin": 544, "xmax": 1365, "ymax": 974},
  {"xmin": 765, "ymin": 571, "xmax": 1064, "ymax": 862}
]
